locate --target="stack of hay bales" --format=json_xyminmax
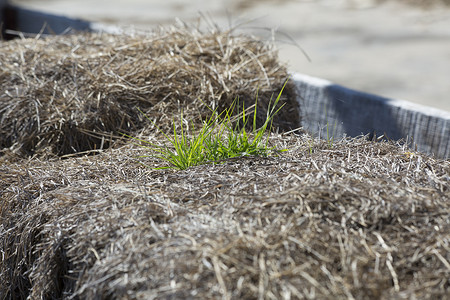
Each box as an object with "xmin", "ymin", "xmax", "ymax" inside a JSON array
[{"xmin": 1, "ymin": 23, "xmax": 449, "ymax": 300}]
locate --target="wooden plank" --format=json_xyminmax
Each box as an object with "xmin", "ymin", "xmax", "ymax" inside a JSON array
[
  {"xmin": 0, "ymin": 0, "xmax": 7, "ymax": 35},
  {"xmin": 294, "ymin": 73, "xmax": 450, "ymax": 159},
  {"xmin": 3, "ymin": 5, "xmax": 91, "ymax": 36}
]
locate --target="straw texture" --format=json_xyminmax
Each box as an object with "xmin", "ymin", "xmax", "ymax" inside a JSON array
[{"xmin": 1, "ymin": 23, "xmax": 449, "ymax": 300}]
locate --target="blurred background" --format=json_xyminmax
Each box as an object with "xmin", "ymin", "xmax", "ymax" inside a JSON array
[{"xmin": 7, "ymin": 0, "xmax": 450, "ymax": 111}]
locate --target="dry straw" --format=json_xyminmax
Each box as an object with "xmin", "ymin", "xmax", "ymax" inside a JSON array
[
  {"xmin": 1, "ymin": 22, "xmax": 449, "ymax": 300},
  {"xmin": 1, "ymin": 135, "xmax": 449, "ymax": 299},
  {"xmin": 0, "ymin": 21, "xmax": 299, "ymax": 159}
]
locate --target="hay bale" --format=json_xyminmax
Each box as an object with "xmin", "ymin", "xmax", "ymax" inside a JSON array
[
  {"xmin": 1, "ymin": 135, "xmax": 449, "ymax": 299},
  {"xmin": 1, "ymin": 20, "xmax": 448, "ymax": 300},
  {"xmin": 0, "ymin": 22, "xmax": 298, "ymax": 158}
]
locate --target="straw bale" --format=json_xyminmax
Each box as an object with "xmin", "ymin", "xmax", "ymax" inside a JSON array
[
  {"xmin": 1, "ymin": 17, "xmax": 448, "ymax": 300},
  {"xmin": 1, "ymin": 133, "xmax": 449, "ymax": 299},
  {"xmin": 0, "ymin": 23, "xmax": 298, "ymax": 158}
]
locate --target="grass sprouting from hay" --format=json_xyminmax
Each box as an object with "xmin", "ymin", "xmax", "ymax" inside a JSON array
[
  {"xmin": 0, "ymin": 25, "xmax": 300, "ymax": 159},
  {"xmin": 2, "ymin": 133, "xmax": 449, "ymax": 299},
  {"xmin": 128, "ymin": 83, "xmax": 288, "ymax": 170},
  {"xmin": 2, "ymin": 23, "xmax": 448, "ymax": 300}
]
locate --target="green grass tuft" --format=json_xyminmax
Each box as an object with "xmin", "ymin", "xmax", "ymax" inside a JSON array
[{"xmin": 128, "ymin": 81, "xmax": 289, "ymax": 170}]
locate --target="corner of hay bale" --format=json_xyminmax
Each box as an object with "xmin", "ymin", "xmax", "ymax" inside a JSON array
[{"xmin": 0, "ymin": 24, "xmax": 300, "ymax": 158}]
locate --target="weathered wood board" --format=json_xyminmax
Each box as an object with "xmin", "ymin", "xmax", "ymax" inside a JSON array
[{"xmin": 294, "ymin": 73, "xmax": 449, "ymax": 159}]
